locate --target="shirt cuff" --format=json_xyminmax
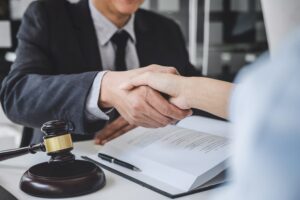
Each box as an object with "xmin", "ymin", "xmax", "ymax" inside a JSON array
[{"xmin": 85, "ymin": 71, "xmax": 111, "ymax": 121}]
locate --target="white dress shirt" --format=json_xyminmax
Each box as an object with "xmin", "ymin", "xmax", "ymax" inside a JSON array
[{"xmin": 86, "ymin": 0, "xmax": 140, "ymax": 121}]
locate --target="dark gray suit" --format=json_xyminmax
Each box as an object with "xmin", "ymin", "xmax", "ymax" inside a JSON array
[{"xmin": 0, "ymin": 0, "xmax": 199, "ymax": 145}]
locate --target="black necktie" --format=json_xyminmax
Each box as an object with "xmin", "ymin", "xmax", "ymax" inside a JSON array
[
  {"xmin": 111, "ymin": 30, "xmax": 130, "ymax": 71},
  {"xmin": 109, "ymin": 31, "xmax": 130, "ymax": 121}
]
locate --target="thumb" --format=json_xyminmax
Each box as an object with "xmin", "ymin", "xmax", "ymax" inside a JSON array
[
  {"xmin": 119, "ymin": 81, "xmax": 134, "ymax": 90},
  {"xmin": 169, "ymin": 96, "xmax": 190, "ymax": 110}
]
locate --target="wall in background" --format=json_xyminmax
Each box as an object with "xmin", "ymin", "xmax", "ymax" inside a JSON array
[
  {"xmin": 198, "ymin": 0, "xmax": 268, "ymax": 78},
  {"xmin": 142, "ymin": 0, "xmax": 268, "ymax": 79}
]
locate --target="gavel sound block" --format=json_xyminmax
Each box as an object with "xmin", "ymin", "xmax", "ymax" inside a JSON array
[{"xmin": 0, "ymin": 120, "xmax": 106, "ymax": 198}]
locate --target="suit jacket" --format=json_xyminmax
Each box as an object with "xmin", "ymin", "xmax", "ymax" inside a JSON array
[{"xmin": 0, "ymin": 0, "xmax": 199, "ymax": 145}]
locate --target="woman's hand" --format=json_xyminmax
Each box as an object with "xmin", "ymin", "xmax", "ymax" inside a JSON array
[
  {"xmin": 121, "ymin": 72, "xmax": 192, "ymax": 110},
  {"xmin": 121, "ymin": 69, "xmax": 233, "ymax": 119}
]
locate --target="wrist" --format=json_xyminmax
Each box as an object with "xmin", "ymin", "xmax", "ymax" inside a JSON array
[
  {"xmin": 181, "ymin": 77, "xmax": 196, "ymax": 109},
  {"xmin": 99, "ymin": 71, "xmax": 114, "ymax": 108}
]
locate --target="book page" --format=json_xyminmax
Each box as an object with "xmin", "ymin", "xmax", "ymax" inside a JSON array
[
  {"xmin": 100, "ymin": 125, "xmax": 230, "ymax": 191},
  {"xmin": 177, "ymin": 116, "xmax": 231, "ymax": 138}
]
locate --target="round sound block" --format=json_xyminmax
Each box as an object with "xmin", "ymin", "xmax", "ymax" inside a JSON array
[{"xmin": 20, "ymin": 160, "xmax": 106, "ymax": 198}]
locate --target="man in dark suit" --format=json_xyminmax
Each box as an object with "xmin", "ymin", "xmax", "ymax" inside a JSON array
[{"xmin": 0, "ymin": 0, "xmax": 199, "ymax": 145}]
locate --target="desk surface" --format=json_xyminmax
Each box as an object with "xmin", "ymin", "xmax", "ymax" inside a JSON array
[{"xmin": 0, "ymin": 116, "xmax": 230, "ymax": 200}]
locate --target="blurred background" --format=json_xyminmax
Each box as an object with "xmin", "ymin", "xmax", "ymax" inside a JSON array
[{"xmin": 0, "ymin": 0, "xmax": 268, "ymax": 149}]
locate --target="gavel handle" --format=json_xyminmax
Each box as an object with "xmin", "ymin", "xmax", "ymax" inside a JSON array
[{"xmin": 0, "ymin": 143, "xmax": 45, "ymax": 161}]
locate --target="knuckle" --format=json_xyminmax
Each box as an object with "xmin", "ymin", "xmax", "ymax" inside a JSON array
[
  {"xmin": 154, "ymin": 124, "xmax": 162, "ymax": 128},
  {"xmin": 161, "ymin": 123, "xmax": 168, "ymax": 128},
  {"xmin": 131, "ymin": 112, "xmax": 140, "ymax": 122},
  {"xmin": 144, "ymin": 124, "xmax": 153, "ymax": 128},
  {"xmin": 139, "ymin": 85, "xmax": 148, "ymax": 91},
  {"xmin": 167, "ymin": 67, "xmax": 177, "ymax": 73},
  {"xmin": 177, "ymin": 113, "xmax": 187, "ymax": 120},
  {"xmin": 132, "ymin": 102, "xmax": 139, "ymax": 110},
  {"xmin": 138, "ymin": 86, "xmax": 150, "ymax": 99},
  {"xmin": 145, "ymin": 87, "xmax": 154, "ymax": 94},
  {"xmin": 160, "ymin": 117, "xmax": 171, "ymax": 126},
  {"xmin": 181, "ymin": 110, "xmax": 190, "ymax": 117},
  {"xmin": 148, "ymin": 65, "xmax": 156, "ymax": 71},
  {"xmin": 166, "ymin": 107, "xmax": 185, "ymax": 120},
  {"xmin": 165, "ymin": 118, "xmax": 173, "ymax": 125},
  {"xmin": 135, "ymin": 86, "xmax": 145, "ymax": 94},
  {"xmin": 159, "ymin": 121, "xmax": 166, "ymax": 127},
  {"xmin": 162, "ymin": 107, "xmax": 171, "ymax": 116},
  {"xmin": 175, "ymin": 111, "xmax": 185, "ymax": 119},
  {"xmin": 127, "ymin": 118, "xmax": 134, "ymax": 125},
  {"xmin": 132, "ymin": 102, "xmax": 142, "ymax": 111}
]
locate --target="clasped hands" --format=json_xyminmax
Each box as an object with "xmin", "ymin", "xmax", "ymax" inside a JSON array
[{"xmin": 95, "ymin": 65, "xmax": 191, "ymax": 145}]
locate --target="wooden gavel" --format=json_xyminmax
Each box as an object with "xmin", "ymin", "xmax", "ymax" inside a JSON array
[
  {"xmin": 0, "ymin": 120, "xmax": 75, "ymax": 162},
  {"xmin": 0, "ymin": 120, "xmax": 106, "ymax": 198}
]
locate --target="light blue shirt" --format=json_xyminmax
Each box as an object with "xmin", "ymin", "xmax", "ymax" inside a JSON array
[
  {"xmin": 86, "ymin": 0, "xmax": 140, "ymax": 121},
  {"xmin": 215, "ymin": 29, "xmax": 300, "ymax": 200}
]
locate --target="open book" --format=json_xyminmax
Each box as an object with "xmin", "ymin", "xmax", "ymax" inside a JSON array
[{"xmin": 85, "ymin": 125, "xmax": 230, "ymax": 198}]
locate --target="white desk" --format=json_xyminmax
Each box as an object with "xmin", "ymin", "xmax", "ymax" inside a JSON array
[{"xmin": 0, "ymin": 116, "xmax": 230, "ymax": 200}]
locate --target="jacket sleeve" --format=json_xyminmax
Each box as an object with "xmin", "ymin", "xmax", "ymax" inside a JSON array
[
  {"xmin": 0, "ymin": 1, "xmax": 106, "ymax": 134},
  {"xmin": 172, "ymin": 22, "xmax": 202, "ymax": 77},
  {"xmin": 170, "ymin": 21, "xmax": 227, "ymax": 120}
]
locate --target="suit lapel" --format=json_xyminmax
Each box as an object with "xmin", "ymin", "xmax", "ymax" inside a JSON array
[
  {"xmin": 70, "ymin": 0, "xmax": 102, "ymax": 71},
  {"xmin": 135, "ymin": 10, "xmax": 158, "ymax": 67},
  {"xmin": 69, "ymin": 6, "xmax": 159, "ymax": 70}
]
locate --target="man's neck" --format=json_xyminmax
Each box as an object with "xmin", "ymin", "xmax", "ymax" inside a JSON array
[{"xmin": 92, "ymin": 0, "xmax": 130, "ymax": 28}]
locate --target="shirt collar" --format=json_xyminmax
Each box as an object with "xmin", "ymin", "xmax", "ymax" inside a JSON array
[{"xmin": 89, "ymin": 0, "xmax": 136, "ymax": 46}]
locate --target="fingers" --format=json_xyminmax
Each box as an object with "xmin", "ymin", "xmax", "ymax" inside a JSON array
[
  {"xmin": 140, "ymin": 65, "xmax": 180, "ymax": 75},
  {"xmin": 146, "ymin": 88, "xmax": 192, "ymax": 121},
  {"xmin": 127, "ymin": 65, "xmax": 179, "ymax": 80},
  {"xmin": 125, "ymin": 97, "xmax": 171, "ymax": 128},
  {"xmin": 120, "ymin": 73, "xmax": 148, "ymax": 90},
  {"xmin": 108, "ymin": 116, "xmax": 128, "ymax": 130},
  {"xmin": 116, "ymin": 86, "xmax": 175, "ymax": 128},
  {"xmin": 140, "ymin": 105, "xmax": 173, "ymax": 127},
  {"xmin": 169, "ymin": 96, "xmax": 191, "ymax": 110},
  {"xmin": 94, "ymin": 117, "xmax": 129, "ymax": 145},
  {"xmin": 121, "ymin": 73, "xmax": 182, "ymax": 100},
  {"xmin": 121, "ymin": 65, "xmax": 179, "ymax": 92},
  {"xmin": 99, "ymin": 124, "xmax": 136, "ymax": 145},
  {"xmin": 112, "ymin": 85, "xmax": 190, "ymax": 129}
]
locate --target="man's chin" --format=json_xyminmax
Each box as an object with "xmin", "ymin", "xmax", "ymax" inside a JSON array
[{"xmin": 117, "ymin": 7, "xmax": 139, "ymax": 16}]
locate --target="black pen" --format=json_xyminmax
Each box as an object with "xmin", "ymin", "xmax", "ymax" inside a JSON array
[{"xmin": 98, "ymin": 153, "xmax": 141, "ymax": 172}]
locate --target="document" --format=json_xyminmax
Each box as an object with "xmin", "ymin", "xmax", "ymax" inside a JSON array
[{"xmin": 87, "ymin": 125, "xmax": 230, "ymax": 196}]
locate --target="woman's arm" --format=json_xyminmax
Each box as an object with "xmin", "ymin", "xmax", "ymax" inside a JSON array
[
  {"xmin": 184, "ymin": 77, "xmax": 233, "ymax": 119},
  {"xmin": 122, "ymin": 72, "xmax": 233, "ymax": 119}
]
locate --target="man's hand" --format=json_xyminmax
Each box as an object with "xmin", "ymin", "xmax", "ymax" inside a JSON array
[
  {"xmin": 99, "ymin": 65, "xmax": 192, "ymax": 128},
  {"xmin": 94, "ymin": 116, "xmax": 136, "ymax": 145}
]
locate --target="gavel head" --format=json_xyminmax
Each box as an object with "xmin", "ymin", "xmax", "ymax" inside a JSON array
[
  {"xmin": 19, "ymin": 120, "xmax": 106, "ymax": 198},
  {"xmin": 41, "ymin": 120, "xmax": 75, "ymax": 163}
]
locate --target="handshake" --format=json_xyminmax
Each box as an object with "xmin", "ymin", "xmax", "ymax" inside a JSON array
[{"xmin": 95, "ymin": 65, "xmax": 194, "ymax": 145}]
